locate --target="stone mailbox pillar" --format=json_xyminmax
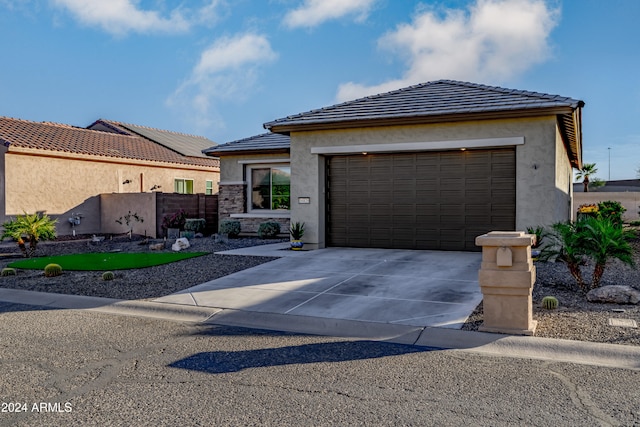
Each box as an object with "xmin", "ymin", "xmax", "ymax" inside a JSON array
[{"xmin": 475, "ymin": 231, "xmax": 537, "ymax": 335}]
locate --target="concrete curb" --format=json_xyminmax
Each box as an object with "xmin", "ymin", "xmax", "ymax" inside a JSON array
[
  {"xmin": 1, "ymin": 287, "xmax": 639, "ymax": 371},
  {"xmin": 0, "ymin": 288, "xmax": 221, "ymax": 323}
]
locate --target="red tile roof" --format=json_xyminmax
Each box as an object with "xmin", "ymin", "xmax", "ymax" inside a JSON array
[{"xmin": 0, "ymin": 117, "xmax": 219, "ymax": 168}]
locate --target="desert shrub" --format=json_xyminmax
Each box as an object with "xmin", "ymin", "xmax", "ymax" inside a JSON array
[
  {"xmin": 541, "ymin": 296, "xmax": 559, "ymax": 310},
  {"xmin": 162, "ymin": 209, "xmax": 187, "ymax": 230},
  {"xmin": 219, "ymin": 219, "xmax": 241, "ymax": 238},
  {"xmin": 102, "ymin": 271, "xmax": 115, "ymax": 281},
  {"xmin": 184, "ymin": 218, "xmax": 206, "ymax": 233},
  {"xmin": 1, "ymin": 267, "xmax": 16, "ymax": 277},
  {"xmin": 44, "ymin": 263, "xmax": 62, "ymax": 277},
  {"xmin": 1, "ymin": 212, "xmax": 57, "ymax": 258},
  {"xmin": 596, "ymin": 200, "xmax": 625, "ymax": 227},
  {"xmin": 258, "ymin": 222, "xmax": 281, "ymax": 239}
]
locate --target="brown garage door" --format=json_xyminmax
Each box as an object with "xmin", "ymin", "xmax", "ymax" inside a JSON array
[{"xmin": 326, "ymin": 149, "xmax": 515, "ymax": 251}]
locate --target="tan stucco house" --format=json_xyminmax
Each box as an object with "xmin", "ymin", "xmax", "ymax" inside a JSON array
[
  {"xmin": 205, "ymin": 80, "xmax": 584, "ymax": 251},
  {"xmin": 0, "ymin": 117, "xmax": 220, "ymax": 234}
]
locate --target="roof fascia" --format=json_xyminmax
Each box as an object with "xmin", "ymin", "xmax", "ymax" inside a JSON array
[
  {"xmin": 265, "ymin": 107, "xmax": 576, "ymax": 134},
  {"xmin": 204, "ymin": 148, "xmax": 290, "ymax": 157}
]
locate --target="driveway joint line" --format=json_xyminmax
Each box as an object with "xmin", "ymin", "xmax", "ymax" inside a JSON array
[{"xmin": 283, "ymin": 259, "xmax": 390, "ymax": 314}]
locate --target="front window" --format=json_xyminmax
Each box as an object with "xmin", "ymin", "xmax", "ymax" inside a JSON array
[
  {"xmin": 205, "ymin": 180, "xmax": 214, "ymax": 195},
  {"xmin": 251, "ymin": 166, "xmax": 290, "ymax": 210},
  {"xmin": 174, "ymin": 178, "xmax": 194, "ymax": 194}
]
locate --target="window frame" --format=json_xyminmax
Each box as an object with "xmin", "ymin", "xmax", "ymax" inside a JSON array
[
  {"xmin": 246, "ymin": 163, "xmax": 291, "ymax": 214},
  {"xmin": 174, "ymin": 178, "xmax": 194, "ymax": 194},
  {"xmin": 205, "ymin": 180, "xmax": 214, "ymax": 195}
]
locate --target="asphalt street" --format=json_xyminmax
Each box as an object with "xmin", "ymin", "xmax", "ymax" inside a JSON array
[{"xmin": 1, "ymin": 302, "xmax": 639, "ymax": 426}]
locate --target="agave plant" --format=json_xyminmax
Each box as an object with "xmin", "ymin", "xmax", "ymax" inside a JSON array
[
  {"xmin": 579, "ymin": 216, "xmax": 635, "ymax": 288},
  {"xmin": 1, "ymin": 212, "xmax": 57, "ymax": 257}
]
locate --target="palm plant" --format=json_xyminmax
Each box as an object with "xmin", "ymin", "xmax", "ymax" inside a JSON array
[
  {"xmin": 539, "ymin": 221, "xmax": 587, "ymax": 291},
  {"xmin": 579, "ymin": 216, "xmax": 635, "ymax": 288},
  {"xmin": 1, "ymin": 212, "xmax": 57, "ymax": 257},
  {"xmin": 575, "ymin": 163, "xmax": 598, "ymax": 192}
]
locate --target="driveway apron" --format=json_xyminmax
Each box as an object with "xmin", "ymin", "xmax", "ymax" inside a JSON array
[{"xmin": 154, "ymin": 243, "xmax": 482, "ymax": 328}]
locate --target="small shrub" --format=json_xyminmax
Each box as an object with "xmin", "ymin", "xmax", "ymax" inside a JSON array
[
  {"xmin": 258, "ymin": 222, "xmax": 281, "ymax": 239},
  {"xmin": 1, "ymin": 267, "xmax": 16, "ymax": 277},
  {"xmin": 596, "ymin": 200, "xmax": 625, "ymax": 228},
  {"xmin": 44, "ymin": 263, "xmax": 62, "ymax": 277},
  {"xmin": 541, "ymin": 296, "xmax": 559, "ymax": 310},
  {"xmin": 102, "ymin": 271, "xmax": 115, "ymax": 281},
  {"xmin": 162, "ymin": 209, "xmax": 187, "ymax": 230},
  {"xmin": 184, "ymin": 218, "xmax": 206, "ymax": 233},
  {"xmin": 219, "ymin": 219, "xmax": 241, "ymax": 238}
]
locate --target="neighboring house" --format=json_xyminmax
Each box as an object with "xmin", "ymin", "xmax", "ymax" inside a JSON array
[
  {"xmin": 0, "ymin": 116, "xmax": 220, "ymax": 234},
  {"xmin": 205, "ymin": 80, "xmax": 584, "ymax": 251}
]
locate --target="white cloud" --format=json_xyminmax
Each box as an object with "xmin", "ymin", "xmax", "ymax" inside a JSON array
[
  {"xmin": 337, "ymin": 0, "xmax": 559, "ymax": 102},
  {"xmin": 50, "ymin": 0, "xmax": 222, "ymax": 35},
  {"xmin": 284, "ymin": 0, "xmax": 376, "ymax": 29},
  {"xmin": 167, "ymin": 33, "xmax": 277, "ymax": 133}
]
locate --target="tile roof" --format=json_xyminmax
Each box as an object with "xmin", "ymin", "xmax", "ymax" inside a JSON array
[
  {"xmin": 264, "ymin": 80, "xmax": 584, "ymax": 130},
  {"xmin": 90, "ymin": 119, "xmax": 215, "ymax": 158},
  {"xmin": 0, "ymin": 117, "xmax": 220, "ymax": 168},
  {"xmin": 203, "ymin": 132, "xmax": 290, "ymax": 156}
]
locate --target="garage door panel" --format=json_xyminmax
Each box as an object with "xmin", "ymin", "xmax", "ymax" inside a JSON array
[{"xmin": 327, "ymin": 148, "xmax": 515, "ymax": 250}]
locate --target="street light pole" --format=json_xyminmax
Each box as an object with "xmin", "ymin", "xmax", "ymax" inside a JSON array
[{"xmin": 608, "ymin": 147, "xmax": 611, "ymax": 181}]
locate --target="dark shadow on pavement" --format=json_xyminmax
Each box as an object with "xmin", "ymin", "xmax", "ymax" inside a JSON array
[{"xmin": 169, "ymin": 340, "xmax": 436, "ymax": 374}]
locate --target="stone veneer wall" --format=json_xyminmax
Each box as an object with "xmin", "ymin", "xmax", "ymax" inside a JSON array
[
  {"xmin": 218, "ymin": 184, "xmax": 245, "ymax": 220},
  {"xmin": 218, "ymin": 183, "xmax": 290, "ymax": 235}
]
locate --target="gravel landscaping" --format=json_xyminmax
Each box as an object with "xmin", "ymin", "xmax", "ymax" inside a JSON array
[
  {"xmin": 0, "ymin": 234, "xmax": 638, "ymax": 347},
  {"xmin": 0, "ymin": 235, "xmax": 284, "ymax": 300}
]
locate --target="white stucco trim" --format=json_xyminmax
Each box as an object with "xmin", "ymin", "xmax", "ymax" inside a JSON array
[
  {"xmin": 237, "ymin": 158, "xmax": 290, "ymax": 164},
  {"xmin": 219, "ymin": 181, "xmax": 247, "ymax": 185},
  {"xmin": 310, "ymin": 137, "xmax": 524, "ymax": 155},
  {"xmin": 231, "ymin": 213, "xmax": 291, "ymax": 219}
]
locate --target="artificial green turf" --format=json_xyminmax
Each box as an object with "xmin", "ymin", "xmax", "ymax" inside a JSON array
[{"xmin": 8, "ymin": 251, "xmax": 208, "ymax": 271}]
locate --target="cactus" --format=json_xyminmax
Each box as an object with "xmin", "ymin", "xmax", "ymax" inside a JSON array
[
  {"xmin": 44, "ymin": 263, "xmax": 62, "ymax": 277},
  {"xmin": 541, "ymin": 296, "xmax": 559, "ymax": 310},
  {"xmin": 102, "ymin": 271, "xmax": 115, "ymax": 281},
  {"xmin": 1, "ymin": 267, "xmax": 16, "ymax": 277}
]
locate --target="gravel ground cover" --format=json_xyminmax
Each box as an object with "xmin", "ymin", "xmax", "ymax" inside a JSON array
[
  {"xmin": 0, "ymin": 235, "xmax": 284, "ymax": 300},
  {"xmin": 0, "ymin": 234, "xmax": 638, "ymax": 347}
]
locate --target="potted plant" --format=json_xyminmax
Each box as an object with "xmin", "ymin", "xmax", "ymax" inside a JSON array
[{"xmin": 289, "ymin": 221, "xmax": 305, "ymax": 250}]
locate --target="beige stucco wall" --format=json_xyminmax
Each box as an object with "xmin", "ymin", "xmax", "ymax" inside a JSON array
[
  {"xmin": 219, "ymin": 153, "xmax": 291, "ymax": 183},
  {"xmin": 100, "ymin": 192, "xmax": 157, "ymax": 237},
  {"xmin": 3, "ymin": 151, "xmax": 219, "ymax": 235},
  {"xmin": 288, "ymin": 116, "xmax": 573, "ymax": 249}
]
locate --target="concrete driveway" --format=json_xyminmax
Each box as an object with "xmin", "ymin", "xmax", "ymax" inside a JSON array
[{"xmin": 155, "ymin": 243, "xmax": 482, "ymax": 329}]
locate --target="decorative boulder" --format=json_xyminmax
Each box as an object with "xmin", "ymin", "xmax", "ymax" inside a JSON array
[
  {"xmin": 149, "ymin": 243, "xmax": 164, "ymax": 251},
  {"xmin": 586, "ymin": 285, "xmax": 640, "ymax": 305},
  {"xmin": 171, "ymin": 237, "xmax": 191, "ymax": 252}
]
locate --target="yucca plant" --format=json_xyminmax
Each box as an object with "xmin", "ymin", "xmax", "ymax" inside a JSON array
[
  {"xmin": 579, "ymin": 216, "xmax": 635, "ymax": 288},
  {"xmin": 539, "ymin": 221, "xmax": 588, "ymax": 291},
  {"xmin": 1, "ymin": 212, "xmax": 57, "ymax": 258}
]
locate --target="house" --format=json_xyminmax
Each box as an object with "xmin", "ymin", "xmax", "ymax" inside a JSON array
[
  {"xmin": 0, "ymin": 117, "xmax": 220, "ymax": 235},
  {"xmin": 205, "ymin": 80, "xmax": 584, "ymax": 251}
]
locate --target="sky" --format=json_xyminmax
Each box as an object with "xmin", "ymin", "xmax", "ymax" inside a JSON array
[{"xmin": 1, "ymin": 0, "xmax": 639, "ymax": 180}]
